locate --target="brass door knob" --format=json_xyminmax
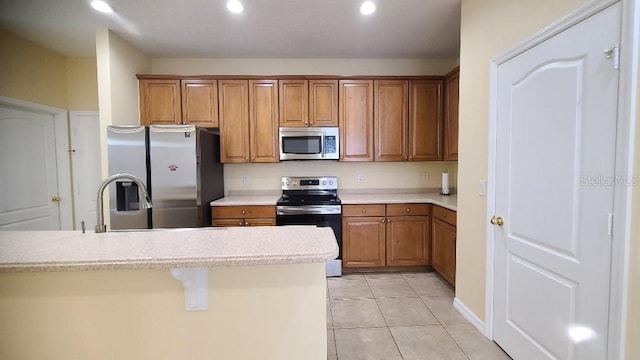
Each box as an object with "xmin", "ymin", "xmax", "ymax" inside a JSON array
[
  {"xmin": 51, "ymin": 196, "xmax": 61, "ymax": 202},
  {"xmin": 490, "ymin": 216, "xmax": 504, "ymax": 226}
]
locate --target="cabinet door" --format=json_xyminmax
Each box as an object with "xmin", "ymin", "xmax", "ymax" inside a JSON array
[
  {"xmin": 374, "ymin": 80, "xmax": 408, "ymax": 161},
  {"xmin": 444, "ymin": 68, "xmax": 459, "ymax": 161},
  {"xmin": 279, "ymin": 80, "xmax": 308, "ymax": 127},
  {"xmin": 339, "ymin": 80, "xmax": 374, "ymax": 161},
  {"xmin": 342, "ymin": 216, "xmax": 386, "ymax": 267},
  {"xmin": 409, "ymin": 80, "xmax": 443, "ymax": 161},
  {"xmin": 249, "ymin": 80, "xmax": 279, "ymax": 163},
  {"xmin": 218, "ymin": 80, "xmax": 250, "ymax": 163},
  {"xmin": 309, "ymin": 80, "xmax": 339, "ymax": 127},
  {"xmin": 182, "ymin": 79, "xmax": 218, "ymax": 128},
  {"xmin": 432, "ymin": 217, "xmax": 456, "ymax": 286},
  {"xmin": 139, "ymin": 79, "xmax": 181, "ymax": 125},
  {"xmin": 386, "ymin": 215, "xmax": 430, "ymax": 266}
]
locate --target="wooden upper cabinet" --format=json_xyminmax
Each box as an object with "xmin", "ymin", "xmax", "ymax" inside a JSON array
[
  {"xmin": 139, "ymin": 79, "xmax": 181, "ymax": 125},
  {"xmin": 249, "ymin": 80, "xmax": 279, "ymax": 163},
  {"xmin": 309, "ymin": 80, "xmax": 339, "ymax": 127},
  {"xmin": 374, "ymin": 80, "xmax": 408, "ymax": 162},
  {"xmin": 181, "ymin": 80, "xmax": 219, "ymax": 127},
  {"xmin": 218, "ymin": 80, "xmax": 250, "ymax": 163},
  {"xmin": 339, "ymin": 80, "xmax": 374, "ymax": 161},
  {"xmin": 444, "ymin": 68, "xmax": 459, "ymax": 161},
  {"xmin": 409, "ymin": 80, "xmax": 443, "ymax": 161},
  {"xmin": 279, "ymin": 80, "xmax": 309, "ymax": 127}
]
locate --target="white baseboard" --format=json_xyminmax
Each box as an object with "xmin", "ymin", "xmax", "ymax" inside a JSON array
[{"xmin": 453, "ymin": 297, "xmax": 489, "ymax": 339}]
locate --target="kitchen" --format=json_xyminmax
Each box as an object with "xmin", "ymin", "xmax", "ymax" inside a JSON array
[{"xmin": 1, "ymin": 0, "xmax": 639, "ymax": 359}]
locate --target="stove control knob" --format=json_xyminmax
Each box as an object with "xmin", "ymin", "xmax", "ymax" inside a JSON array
[
  {"xmin": 322, "ymin": 180, "xmax": 326, "ymax": 185},
  {"xmin": 330, "ymin": 180, "xmax": 334, "ymax": 185}
]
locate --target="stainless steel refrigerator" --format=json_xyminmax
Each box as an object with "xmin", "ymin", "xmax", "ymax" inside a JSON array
[{"xmin": 107, "ymin": 125, "xmax": 224, "ymax": 230}]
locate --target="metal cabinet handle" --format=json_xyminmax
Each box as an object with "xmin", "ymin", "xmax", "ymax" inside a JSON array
[
  {"xmin": 406, "ymin": 208, "xmax": 410, "ymax": 212},
  {"xmin": 241, "ymin": 210, "xmax": 246, "ymax": 215},
  {"xmin": 362, "ymin": 209, "xmax": 367, "ymax": 213},
  {"xmin": 51, "ymin": 196, "xmax": 61, "ymax": 202}
]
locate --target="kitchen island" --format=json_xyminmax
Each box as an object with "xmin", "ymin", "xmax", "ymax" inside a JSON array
[{"xmin": 0, "ymin": 226, "xmax": 338, "ymax": 360}]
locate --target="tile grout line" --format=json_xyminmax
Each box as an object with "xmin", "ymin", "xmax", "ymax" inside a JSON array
[
  {"xmin": 365, "ymin": 274, "xmax": 407, "ymax": 360},
  {"xmin": 441, "ymin": 323, "xmax": 472, "ymax": 360}
]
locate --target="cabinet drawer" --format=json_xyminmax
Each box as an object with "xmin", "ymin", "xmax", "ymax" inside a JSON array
[
  {"xmin": 212, "ymin": 205, "xmax": 276, "ymax": 219},
  {"xmin": 432, "ymin": 205, "xmax": 456, "ymax": 226},
  {"xmin": 386, "ymin": 203, "xmax": 429, "ymax": 216},
  {"xmin": 342, "ymin": 204, "xmax": 386, "ymax": 217}
]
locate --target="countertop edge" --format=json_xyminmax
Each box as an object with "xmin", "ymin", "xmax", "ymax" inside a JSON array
[{"xmin": 0, "ymin": 249, "xmax": 339, "ymax": 273}]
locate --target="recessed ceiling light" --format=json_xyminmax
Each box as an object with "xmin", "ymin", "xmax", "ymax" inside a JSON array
[
  {"xmin": 226, "ymin": 0, "xmax": 244, "ymax": 13},
  {"xmin": 90, "ymin": 0, "xmax": 114, "ymax": 14},
  {"xmin": 360, "ymin": 1, "xmax": 376, "ymax": 15}
]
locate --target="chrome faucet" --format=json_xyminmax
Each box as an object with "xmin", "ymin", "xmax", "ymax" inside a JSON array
[{"xmin": 95, "ymin": 173, "xmax": 152, "ymax": 233}]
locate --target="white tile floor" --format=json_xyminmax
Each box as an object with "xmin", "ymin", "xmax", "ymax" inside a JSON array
[{"xmin": 327, "ymin": 272, "xmax": 511, "ymax": 360}]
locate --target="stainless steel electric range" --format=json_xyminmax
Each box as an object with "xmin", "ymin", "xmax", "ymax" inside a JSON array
[{"xmin": 275, "ymin": 176, "xmax": 342, "ymax": 277}]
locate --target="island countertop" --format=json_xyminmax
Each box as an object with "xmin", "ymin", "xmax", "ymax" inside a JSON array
[{"xmin": 0, "ymin": 226, "xmax": 338, "ymax": 273}]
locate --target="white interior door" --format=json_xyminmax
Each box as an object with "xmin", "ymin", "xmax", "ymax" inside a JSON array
[
  {"xmin": 70, "ymin": 111, "xmax": 101, "ymax": 231},
  {"xmin": 493, "ymin": 3, "xmax": 621, "ymax": 360},
  {"xmin": 0, "ymin": 106, "xmax": 61, "ymax": 230}
]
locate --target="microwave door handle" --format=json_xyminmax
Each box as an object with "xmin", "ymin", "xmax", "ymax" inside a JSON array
[{"xmin": 321, "ymin": 133, "xmax": 326, "ymax": 158}]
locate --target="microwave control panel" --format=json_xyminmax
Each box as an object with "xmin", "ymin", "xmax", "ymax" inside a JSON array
[{"xmin": 324, "ymin": 136, "xmax": 337, "ymax": 154}]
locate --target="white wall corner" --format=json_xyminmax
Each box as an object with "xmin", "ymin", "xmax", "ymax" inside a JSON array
[
  {"xmin": 170, "ymin": 267, "xmax": 209, "ymax": 311},
  {"xmin": 453, "ymin": 297, "xmax": 488, "ymax": 338}
]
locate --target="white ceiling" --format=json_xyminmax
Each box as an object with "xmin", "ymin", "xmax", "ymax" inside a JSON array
[{"xmin": 0, "ymin": 0, "xmax": 460, "ymax": 59}]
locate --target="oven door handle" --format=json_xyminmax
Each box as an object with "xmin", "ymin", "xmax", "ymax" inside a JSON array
[{"xmin": 276, "ymin": 205, "xmax": 341, "ymax": 215}]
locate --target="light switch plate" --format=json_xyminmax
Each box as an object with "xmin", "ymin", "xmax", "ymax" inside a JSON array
[{"xmin": 479, "ymin": 180, "xmax": 487, "ymax": 196}]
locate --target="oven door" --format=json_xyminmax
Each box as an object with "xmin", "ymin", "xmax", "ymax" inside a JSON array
[{"xmin": 276, "ymin": 206, "xmax": 342, "ymax": 276}]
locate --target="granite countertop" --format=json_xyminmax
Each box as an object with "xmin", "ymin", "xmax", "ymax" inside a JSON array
[
  {"xmin": 0, "ymin": 226, "xmax": 338, "ymax": 273},
  {"xmin": 210, "ymin": 195, "xmax": 280, "ymax": 206},
  {"xmin": 339, "ymin": 193, "xmax": 457, "ymax": 211}
]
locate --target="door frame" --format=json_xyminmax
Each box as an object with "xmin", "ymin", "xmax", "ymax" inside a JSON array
[
  {"xmin": 0, "ymin": 96, "xmax": 73, "ymax": 230},
  {"xmin": 484, "ymin": 0, "xmax": 638, "ymax": 359}
]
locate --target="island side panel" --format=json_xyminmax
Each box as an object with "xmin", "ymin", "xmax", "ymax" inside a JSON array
[{"xmin": 0, "ymin": 263, "xmax": 326, "ymax": 360}]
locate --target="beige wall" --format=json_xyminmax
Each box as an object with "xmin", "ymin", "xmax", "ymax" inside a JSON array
[
  {"xmin": 0, "ymin": 29, "xmax": 98, "ymax": 111},
  {"xmin": 0, "ymin": 264, "xmax": 327, "ymax": 360},
  {"xmin": 0, "ymin": 29, "xmax": 67, "ymax": 108},
  {"xmin": 152, "ymin": 58, "xmax": 459, "ymax": 76},
  {"xmin": 66, "ymin": 57, "xmax": 99, "ymax": 110}
]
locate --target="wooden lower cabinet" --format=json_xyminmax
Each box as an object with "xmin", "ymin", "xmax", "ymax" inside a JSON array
[
  {"xmin": 342, "ymin": 204, "xmax": 430, "ymax": 268},
  {"xmin": 342, "ymin": 216, "xmax": 386, "ymax": 267},
  {"xmin": 386, "ymin": 215, "xmax": 430, "ymax": 266},
  {"xmin": 211, "ymin": 205, "xmax": 276, "ymax": 227},
  {"xmin": 431, "ymin": 205, "xmax": 457, "ymax": 286}
]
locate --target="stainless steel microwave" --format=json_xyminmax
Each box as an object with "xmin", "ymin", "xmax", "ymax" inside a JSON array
[{"xmin": 279, "ymin": 127, "xmax": 340, "ymax": 160}]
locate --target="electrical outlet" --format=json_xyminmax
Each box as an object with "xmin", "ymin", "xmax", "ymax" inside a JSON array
[
  {"xmin": 242, "ymin": 175, "xmax": 249, "ymax": 185},
  {"xmin": 422, "ymin": 172, "xmax": 429, "ymax": 183},
  {"xmin": 479, "ymin": 179, "xmax": 487, "ymax": 196},
  {"xmin": 357, "ymin": 174, "xmax": 364, "ymax": 183}
]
